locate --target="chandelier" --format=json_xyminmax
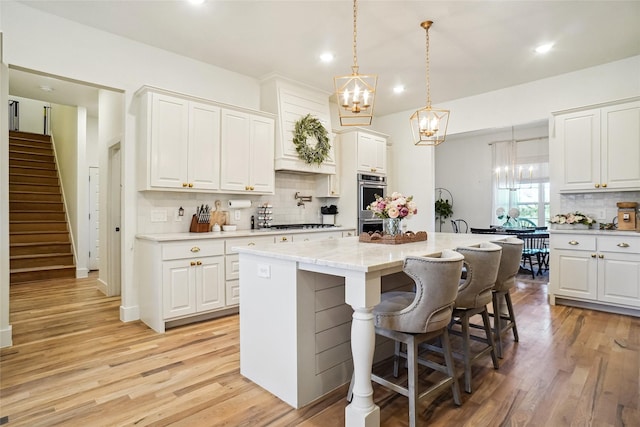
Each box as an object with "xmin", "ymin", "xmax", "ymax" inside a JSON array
[
  {"xmin": 334, "ymin": 0, "xmax": 377, "ymax": 126},
  {"xmin": 493, "ymin": 127, "xmax": 533, "ymax": 191},
  {"xmin": 410, "ymin": 20, "xmax": 449, "ymax": 146}
]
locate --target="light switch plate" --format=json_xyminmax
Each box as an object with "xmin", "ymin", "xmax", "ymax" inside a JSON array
[
  {"xmin": 257, "ymin": 264, "xmax": 271, "ymax": 278},
  {"xmin": 234, "ymin": 210, "xmax": 241, "ymax": 221}
]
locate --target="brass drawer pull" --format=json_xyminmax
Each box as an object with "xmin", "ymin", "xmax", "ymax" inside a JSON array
[
  {"xmin": 190, "ymin": 261, "xmax": 196, "ymax": 266},
  {"xmin": 196, "ymin": 261, "xmax": 202, "ymax": 266},
  {"xmin": 248, "ymin": 242, "xmax": 255, "ymax": 246},
  {"xmin": 190, "ymin": 247, "xmax": 200, "ymax": 253},
  {"xmin": 568, "ymin": 240, "xmax": 579, "ymax": 245},
  {"xmin": 617, "ymin": 242, "xmax": 630, "ymax": 248}
]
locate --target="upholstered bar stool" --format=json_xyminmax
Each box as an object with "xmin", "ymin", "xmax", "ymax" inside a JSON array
[
  {"xmin": 491, "ymin": 237, "xmax": 524, "ymax": 358},
  {"xmin": 347, "ymin": 250, "xmax": 465, "ymax": 427},
  {"xmin": 450, "ymin": 242, "xmax": 502, "ymax": 393}
]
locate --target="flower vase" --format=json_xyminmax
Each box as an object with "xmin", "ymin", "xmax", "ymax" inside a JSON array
[{"xmin": 383, "ymin": 218, "xmax": 402, "ymax": 236}]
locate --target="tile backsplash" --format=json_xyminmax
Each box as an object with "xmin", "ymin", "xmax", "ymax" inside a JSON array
[
  {"xmin": 559, "ymin": 191, "xmax": 640, "ymax": 224},
  {"xmin": 137, "ymin": 171, "xmax": 340, "ymax": 234}
]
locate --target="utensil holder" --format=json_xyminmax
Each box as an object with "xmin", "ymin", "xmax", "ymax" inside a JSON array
[{"xmin": 190, "ymin": 215, "xmax": 210, "ymax": 233}]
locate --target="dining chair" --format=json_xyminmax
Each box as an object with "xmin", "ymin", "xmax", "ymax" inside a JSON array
[
  {"xmin": 451, "ymin": 219, "xmax": 469, "ymax": 233},
  {"xmin": 347, "ymin": 251, "xmax": 465, "ymax": 427},
  {"xmin": 518, "ymin": 233, "xmax": 549, "ymax": 278}
]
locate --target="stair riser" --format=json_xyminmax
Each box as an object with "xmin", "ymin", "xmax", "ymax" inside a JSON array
[
  {"xmin": 11, "ymin": 254, "xmax": 74, "ymax": 270},
  {"xmin": 9, "ymin": 143, "xmax": 53, "ymax": 156},
  {"xmin": 10, "ymin": 151, "xmax": 55, "ymax": 162},
  {"xmin": 10, "ymin": 212, "xmax": 66, "ymax": 221},
  {"xmin": 10, "ymin": 267, "xmax": 76, "ymax": 285},
  {"xmin": 10, "ymin": 175, "xmax": 59, "ymax": 186},
  {"xmin": 9, "ymin": 131, "xmax": 52, "ymax": 143},
  {"xmin": 11, "ymin": 243, "xmax": 72, "ymax": 256},
  {"xmin": 9, "ymin": 159, "xmax": 57, "ymax": 170},
  {"xmin": 10, "ymin": 193, "xmax": 62, "ymax": 203},
  {"xmin": 10, "ymin": 222, "xmax": 68, "ymax": 232},
  {"xmin": 10, "ymin": 202, "xmax": 64, "ymax": 211},
  {"xmin": 10, "ymin": 168, "xmax": 58, "ymax": 178},
  {"xmin": 10, "ymin": 233, "xmax": 70, "ymax": 244},
  {"xmin": 9, "ymin": 184, "xmax": 60, "ymax": 193}
]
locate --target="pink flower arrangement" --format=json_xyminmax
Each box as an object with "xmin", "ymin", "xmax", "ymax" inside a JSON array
[{"xmin": 368, "ymin": 192, "xmax": 417, "ymax": 219}]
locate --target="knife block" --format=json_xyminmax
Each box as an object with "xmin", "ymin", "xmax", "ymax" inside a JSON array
[{"xmin": 190, "ymin": 215, "xmax": 210, "ymax": 233}]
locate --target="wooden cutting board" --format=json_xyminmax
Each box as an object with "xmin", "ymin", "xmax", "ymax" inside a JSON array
[{"xmin": 210, "ymin": 200, "xmax": 228, "ymax": 227}]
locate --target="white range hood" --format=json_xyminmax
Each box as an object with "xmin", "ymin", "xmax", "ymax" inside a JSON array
[{"xmin": 261, "ymin": 75, "xmax": 336, "ymax": 175}]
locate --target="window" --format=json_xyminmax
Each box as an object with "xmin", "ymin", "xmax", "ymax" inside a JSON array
[{"xmin": 492, "ymin": 136, "xmax": 549, "ymax": 227}]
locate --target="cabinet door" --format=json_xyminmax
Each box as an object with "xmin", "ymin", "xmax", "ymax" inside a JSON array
[
  {"xmin": 550, "ymin": 249, "xmax": 597, "ymax": 300},
  {"xmin": 555, "ymin": 109, "xmax": 600, "ymax": 191},
  {"xmin": 226, "ymin": 280, "xmax": 240, "ymax": 306},
  {"xmin": 220, "ymin": 109, "xmax": 251, "ymax": 191},
  {"xmin": 162, "ymin": 259, "xmax": 196, "ymax": 319},
  {"xmin": 188, "ymin": 102, "xmax": 221, "ymax": 190},
  {"xmin": 597, "ymin": 252, "xmax": 640, "ymax": 308},
  {"xmin": 151, "ymin": 94, "xmax": 189, "ymax": 188},
  {"xmin": 250, "ymin": 114, "xmax": 275, "ymax": 193},
  {"xmin": 601, "ymin": 101, "xmax": 640, "ymax": 190},
  {"xmin": 196, "ymin": 256, "xmax": 225, "ymax": 312},
  {"xmin": 357, "ymin": 132, "xmax": 378, "ymax": 173}
]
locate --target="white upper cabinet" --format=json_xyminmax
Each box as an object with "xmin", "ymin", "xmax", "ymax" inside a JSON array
[
  {"xmin": 138, "ymin": 89, "xmax": 221, "ymax": 192},
  {"xmin": 356, "ymin": 131, "xmax": 387, "ymax": 174},
  {"xmin": 552, "ymin": 98, "xmax": 640, "ymax": 192},
  {"xmin": 220, "ymin": 109, "xmax": 275, "ymax": 194},
  {"xmin": 261, "ymin": 76, "xmax": 336, "ymax": 174}
]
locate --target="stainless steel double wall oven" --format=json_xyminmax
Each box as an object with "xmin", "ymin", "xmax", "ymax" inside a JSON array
[{"xmin": 358, "ymin": 173, "xmax": 386, "ymax": 234}]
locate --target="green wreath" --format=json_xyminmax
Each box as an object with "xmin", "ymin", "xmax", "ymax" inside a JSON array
[{"xmin": 292, "ymin": 114, "xmax": 330, "ymax": 165}]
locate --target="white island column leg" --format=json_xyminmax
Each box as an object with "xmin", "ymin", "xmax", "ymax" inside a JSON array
[{"xmin": 344, "ymin": 271, "xmax": 381, "ymax": 427}]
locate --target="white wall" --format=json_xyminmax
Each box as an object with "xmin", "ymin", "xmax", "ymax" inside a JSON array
[{"xmin": 1, "ymin": 57, "xmax": 13, "ymax": 348}]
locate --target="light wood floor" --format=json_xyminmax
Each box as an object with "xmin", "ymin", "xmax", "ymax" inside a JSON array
[{"xmin": 1, "ymin": 272, "xmax": 638, "ymax": 426}]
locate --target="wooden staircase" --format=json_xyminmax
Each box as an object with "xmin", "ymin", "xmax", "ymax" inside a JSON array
[{"xmin": 9, "ymin": 131, "xmax": 76, "ymax": 284}]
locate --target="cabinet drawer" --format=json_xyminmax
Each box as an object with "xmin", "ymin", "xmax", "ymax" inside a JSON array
[
  {"xmin": 294, "ymin": 231, "xmax": 342, "ymax": 242},
  {"xmin": 550, "ymin": 235, "xmax": 596, "ymax": 251},
  {"xmin": 598, "ymin": 236, "xmax": 640, "ymax": 254},
  {"xmin": 162, "ymin": 240, "xmax": 224, "ymax": 260},
  {"xmin": 226, "ymin": 279, "xmax": 240, "ymax": 306},
  {"xmin": 225, "ymin": 235, "xmax": 275, "ymax": 254},
  {"xmin": 274, "ymin": 234, "xmax": 294, "ymax": 243}
]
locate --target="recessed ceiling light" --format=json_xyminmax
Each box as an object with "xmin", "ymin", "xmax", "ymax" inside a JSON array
[
  {"xmin": 393, "ymin": 85, "xmax": 405, "ymax": 94},
  {"xmin": 320, "ymin": 52, "xmax": 334, "ymax": 63},
  {"xmin": 187, "ymin": 0, "xmax": 205, "ymax": 5},
  {"xmin": 39, "ymin": 85, "xmax": 54, "ymax": 92},
  {"xmin": 535, "ymin": 43, "xmax": 554, "ymax": 54}
]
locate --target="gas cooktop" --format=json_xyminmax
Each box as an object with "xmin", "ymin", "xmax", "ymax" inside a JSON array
[{"xmin": 267, "ymin": 223, "xmax": 336, "ymax": 230}]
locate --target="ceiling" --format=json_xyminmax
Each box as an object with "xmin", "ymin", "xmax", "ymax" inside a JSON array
[{"xmin": 9, "ymin": 0, "xmax": 640, "ymax": 118}]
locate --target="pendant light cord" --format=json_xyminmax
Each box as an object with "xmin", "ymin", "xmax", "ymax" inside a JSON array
[
  {"xmin": 351, "ymin": 0, "xmax": 359, "ymax": 74},
  {"xmin": 425, "ymin": 24, "xmax": 431, "ymax": 108}
]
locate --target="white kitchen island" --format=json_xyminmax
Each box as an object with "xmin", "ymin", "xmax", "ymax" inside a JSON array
[{"xmin": 236, "ymin": 232, "xmax": 508, "ymax": 427}]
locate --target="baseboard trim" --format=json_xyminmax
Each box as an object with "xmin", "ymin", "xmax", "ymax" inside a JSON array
[
  {"xmin": 120, "ymin": 305, "xmax": 139, "ymax": 322},
  {"xmin": 0, "ymin": 325, "xmax": 13, "ymax": 348},
  {"xmin": 96, "ymin": 278, "xmax": 108, "ymax": 295},
  {"xmin": 76, "ymin": 267, "xmax": 89, "ymax": 278}
]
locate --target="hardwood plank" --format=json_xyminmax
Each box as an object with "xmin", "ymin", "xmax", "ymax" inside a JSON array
[{"xmin": 1, "ymin": 272, "xmax": 638, "ymax": 426}]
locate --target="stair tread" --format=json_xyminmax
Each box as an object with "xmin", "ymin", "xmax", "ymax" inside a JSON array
[
  {"xmin": 10, "ymin": 265, "xmax": 75, "ymax": 274},
  {"xmin": 11, "ymin": 242, "xmax": 70, "ymax": 247},
  {"xmin": 10, "ymin": 220, "xmax": 66, "ymax": 224},
  {"xmin": 10, "ymin": 231, "xmax": 69, "ymax": 235},
  {"xmin": 11, "ymin": 252, "xmax": 73, "ymax": 260}
]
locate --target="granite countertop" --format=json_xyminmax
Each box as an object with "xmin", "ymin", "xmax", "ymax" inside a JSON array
[{"xmin": 136, "ymin": 226, "xmax": 356, "ymax": 242}]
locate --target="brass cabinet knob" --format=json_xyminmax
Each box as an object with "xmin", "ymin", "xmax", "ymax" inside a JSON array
[
  {"xmin": 591, "ymin": 254, "xmax": 597, "ymax": 258},
  {"xmin": 602, "ymin": 183, "xmax": 607, "ymax": 188},
  {"xmin": 281, "ymin": 237, "xmax": 288, "ymax": 242},
  {"xmin": 196, "ymin": 261, "xmax": 202, "ymax": 265},
  {"xmin": 598, "ymin": 254, "xmax": 604, "ymax": 259},
  {"xmin": 188, "ymin": 183, "xmax": 193, "ymax": 188},
  {"xmin": 190, "ymin": 261, "xmax": 196, "ymax": 266},
  {"xmin": 594, "ymin": 183, "xmax": 600, "ymax": 188},
  {"xmin": 182, "ymin": 183, "xmax": 188, "ymax": 187}
]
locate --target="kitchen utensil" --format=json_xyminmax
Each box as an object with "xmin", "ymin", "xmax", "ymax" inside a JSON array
[{"xmin": 210, "ymin": 200, "xmax": 228, "ymax": 228}]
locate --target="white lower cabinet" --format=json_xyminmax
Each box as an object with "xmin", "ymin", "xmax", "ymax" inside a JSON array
[{"xmin": 550, "ymin": 233, "xmax": 640, "ymax": 312}]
